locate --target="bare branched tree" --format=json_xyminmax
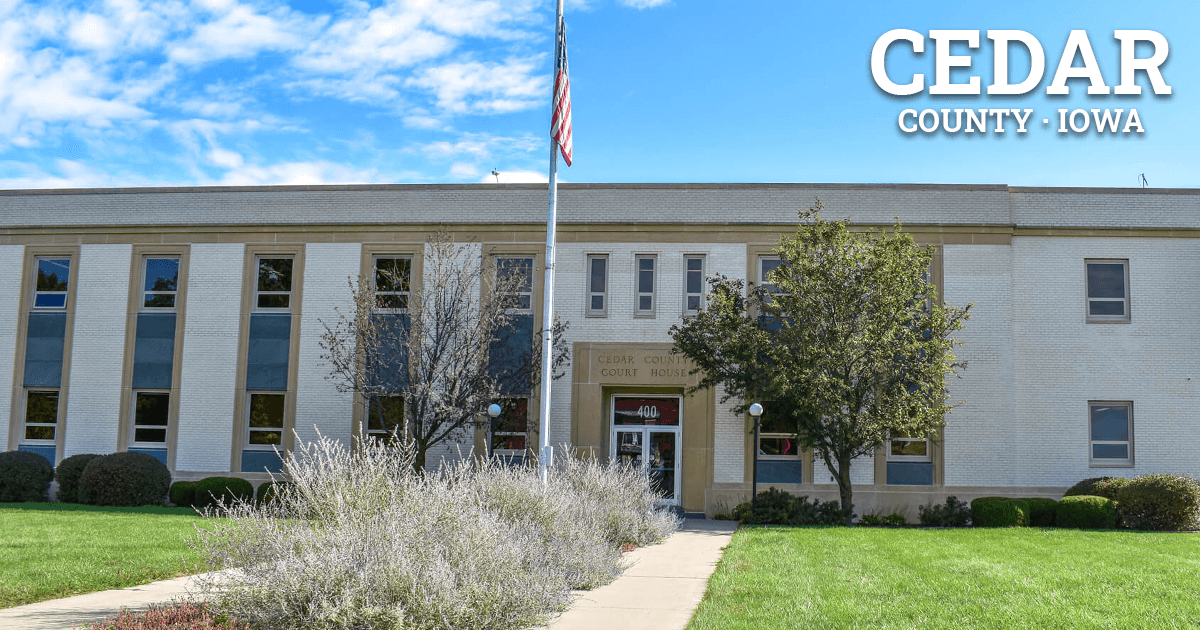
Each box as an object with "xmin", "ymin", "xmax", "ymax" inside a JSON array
[{"xmin": 320, "ymin": 232, "xmax": 570, "ymax": 470}]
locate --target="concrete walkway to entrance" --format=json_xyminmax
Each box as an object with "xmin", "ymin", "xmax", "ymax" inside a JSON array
[{"xmin": 0, "ymin": 519, "xmax": 736, "ymax": 630}]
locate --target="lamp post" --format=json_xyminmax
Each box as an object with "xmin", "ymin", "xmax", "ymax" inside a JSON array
[
  {"xmin": 486, "ymin": 403, "xmax": 502, "ymax": 457},
  {"xmin": 748, "ymin": 403, "xmax": 763, "ymax": 503}
]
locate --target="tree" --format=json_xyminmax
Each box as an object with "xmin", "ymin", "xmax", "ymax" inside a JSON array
[
  {"xmin": 670, "ymin": 200, "xmax": 971, "ymax": 523},
  {"xmin": 320, "ymin": 232, "xmax": 569, "ymax": 470}
]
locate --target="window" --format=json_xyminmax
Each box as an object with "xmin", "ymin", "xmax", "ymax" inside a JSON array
[
  {"xmin": 141, "ymin": 257, "xmax": 179, "ymax": 309},
  {"xmin": 33, "ymin": 257, "xmax": 71, "ymax": 309},
  {"xmin": 131, "ymin": 391, "xmax": 170, "ymax": 445},
  {"xmin": 366, "ymin": 395, "xmax": 405, "ymax": 445},
  {"xmin": 1090, "ymin": 401, "xmax": 1133, "ymax": 466},
  {"xmin": 496, "ymin": 257, "xmax": 534, "ymax": 312},
  {"xmin": 373, "ymin": 256, "xmax": 411, "ymax": 312},
  {"xmin": 759, "ymin": 256, "xmax": 783, "ymax": 296},
  {"xmin": 684, "ymin": 256, "xmax": 704, "ymax": 315},
  {"xmin": 587, "ymin": 255, "xmax": 607, "ymax": 316},
  {"xmin": 491, "ymin": 397, "xmax": 529, "ymax": 455},
  {"xmin": 756, "ymin": 402, "xmax": 799, "ymax": 460},
  {"xmin": 246, "ymin": 393, "xmax": 285, "ymax": 448},
  {"xmin": 255, "ymin": 257, "xmax": 293, "ymax": 310},
  {"xmin": 1086, "ymin": 259, "xmax": 1129, "ymax": 323},
  {"xmin": 888, "ymin": 430, "xmax": 930, "ymax": 462},
  {"xmin": 635, "ymin": 255, "xmax": 656, "ymax": 316},
  {"xmin": 23, "ymin": 390, "xmax": 59, "ymax": 441}
]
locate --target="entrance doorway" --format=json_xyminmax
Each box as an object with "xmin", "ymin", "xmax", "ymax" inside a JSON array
[{"xmin": 610, "ymin": 395, "xmax": 682, "ymax": 506}]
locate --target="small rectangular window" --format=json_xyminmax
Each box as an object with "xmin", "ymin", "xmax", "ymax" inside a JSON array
[
  {"xmin": 366, "ymin": 395, "xmax": 405, "ymax": 445},
  {"xmin": 246, "ymin": 392, "xmax": 285, "ymax": 447},
  {"xmin": 759, "ymin": 256, "xmax": 784, "ymax": 296},
  {"xmin": 142, "ymin": 258, "xmax": 180, "ymax": 309},
  {"xmin": 373, "ymin": 256, "xmax": 412, "ymax": 312},
  {"xmin": 33, "ymin": 257, "xmax": 71, "ymax": 309},
  {"xmin": 255, "ymin": 257, "xmax": 293, "ymax": 310},
  {"xmin": 491, "ymin": 397, "xmax": 529, "ymax": 455},
  {"xmin": 496, "ymin": 257, "xmax": 534, "ymax": 313},
  {"xmin": 636, "ymin": 255, "xmax": 656, "ymax": 316},
  {"xmin": 132, "ymin": 391, "xmax": 170, "ymax": 444},
  {"xmin": 1086, "ymin": 259, "xmax": 1129, "ymax": 323},
  {"xmin": 756, "ymin": 402, "xmax": 799, "ymax": 460},
  {"xmin": 684, "ymin": 256, "xmax": 704, "ymax": 315},
  {"xmin": 587, "ymin": 255, "xmax": 607, "ymax": 316},
  {"xmin": 888, "ymin": 431, "xmax": 931, "ymax": 462},
  {"xmin": 1089, "ymin": 401, "xmax": 1133, "ymax": 466},
  {"xmin": 23, "ymin": 390, "xmax": 59, "ymax": 441}
]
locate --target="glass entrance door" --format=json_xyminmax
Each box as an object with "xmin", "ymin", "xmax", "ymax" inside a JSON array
[{"xmin": 610, "ymin": 396, "xmax": 682, "ymax": 506}]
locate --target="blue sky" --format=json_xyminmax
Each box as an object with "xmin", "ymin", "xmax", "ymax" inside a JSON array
[{"xmin": 0, "ymin": 0, "xmax": 1195, "ymax": 188}]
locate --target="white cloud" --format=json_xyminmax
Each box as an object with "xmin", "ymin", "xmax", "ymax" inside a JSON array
[
  {"xmin": 450, "ymin": 162, "xmax": 478, "ymax": 178},
  {"xmin": 209, "ymin": 147, "xmax": 244, "ymax": 168},
  {"xmin": 0, "ymin": 158, "xmax": 134, "ymax": 189},
  {"xmin": 478, "ymin": 169, "xmax": 546, "ymax": 184},
  {"xmin": 618, "ymin": 0, "xmax": 670, "ymax": 7},
  {"xmin": 407, "ymin": 57, "xmax": 548, "ymax": 114},
  {"xmin": 417, "ymin": 132, "xmax": 540, "ymax": 162},
  {"xmin": 168, "ymin": 1, "xmax": 319, "ymax": 64},
  {"xmin": 216, "ymin": 159, "xmax": 379, "ymax": 186}
]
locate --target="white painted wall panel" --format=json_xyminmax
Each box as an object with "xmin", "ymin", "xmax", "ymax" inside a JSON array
[
  {"xmin": 63, "ymin": 244, "xmax": 132, "ymax": 457},
  {"xmin": 0, "ymin": 245, "xmax": 24, "ymax": 451}
]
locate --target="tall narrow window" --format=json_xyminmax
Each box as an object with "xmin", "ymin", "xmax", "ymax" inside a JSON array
[
  {"xmin": 373, "ymin": 256, "xmax": 412, "ymax": 312},
  {"xmin": 1090, "ymin": 401, "xmax": 1133, "ymax": 466},
  {"xmin": 246, "ymin": 393, "xmax": 285, "ymax": 448},
  {"xmin": 23, "ymin": 390, "xmax": 59, "ymax": 441},
  {"xmin": 636, "ymin": 255, "xmax": 656, "ymax": 316},
  {"xmin": 33, "ymin": 257, "xmax": 71, "ymax": 309},
  {"xmin": 491, "ymin": 397, "xmax": 529, "ymax": 455},
  {"xmin": 142, "ymin": 258, "xmax": 179, "ymax": 309},
  {"xmin": 684, "ymin": 256, "xmax": 704, "ymax": 315},
  {"xmin": 255, "ymin": 257, "xmax": 293, "ymax": 310},
  {"xmin": 366, "ymin": 395, "xmax": 405, "ymax": 445},
  {"xmin": 496, "ymin": 257, "xmax": 534, "ymax": 313},
  {"xmin": 1085, "ymin": 259, "xmax": 1130, "ymax": 323},
  {"xmin": 759, "ymin": 256, "xmax": 784, "ymax": 296},
  {"xmin": 131, "ymin": 391, "xmax": 170, "ymax": 445},
  {"xmin": 587, "ymin": 255, "xmax": 607, "ymax": 316}
]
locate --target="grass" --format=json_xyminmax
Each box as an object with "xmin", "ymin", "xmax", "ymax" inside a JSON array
[
  {"xmin": 687, "ymin": 526, "xmax": 1200, "ymax": 630},
  {"xmin": 0, "ymin": 502, "xmax": 215, "ymax": 609}
]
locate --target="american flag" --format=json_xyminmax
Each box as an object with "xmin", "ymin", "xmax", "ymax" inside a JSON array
[{"xmin": 551, "ymin": 20, "xmax": 573, "ymax": 167}]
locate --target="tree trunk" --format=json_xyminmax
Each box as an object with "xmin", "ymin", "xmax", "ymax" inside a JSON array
[
  {"xmin": 414, "ymin": 445, "xmax": 426, "ymax": 471},
  {"xmin": 835, "ymin": 453, "xmax": 854, "ymax": 526}
]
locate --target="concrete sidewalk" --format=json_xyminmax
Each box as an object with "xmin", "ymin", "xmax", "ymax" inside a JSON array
[{"xmin": 0, "ymin": 519, "xmax": 737, "ymax": 630}]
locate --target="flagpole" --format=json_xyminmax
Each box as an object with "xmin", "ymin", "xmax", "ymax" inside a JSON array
[{"xmin": 539, "ymin": 0, "xmax": 565, "ymax": 485}]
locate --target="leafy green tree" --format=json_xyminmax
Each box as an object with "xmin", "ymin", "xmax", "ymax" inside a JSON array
[{"xmin": 671, "ymin": 201, "xmax": 970, "ymax": 522}]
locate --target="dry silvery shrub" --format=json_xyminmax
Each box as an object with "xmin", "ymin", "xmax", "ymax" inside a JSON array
[{"xmin": 191, "ymin": 436, "xmax": 678, "ymax": 630}]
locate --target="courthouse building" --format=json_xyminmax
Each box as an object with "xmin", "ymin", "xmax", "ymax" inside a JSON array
[{"xmin": 3, "ymin": 182, "xmax": 1198, "ymax": 516}]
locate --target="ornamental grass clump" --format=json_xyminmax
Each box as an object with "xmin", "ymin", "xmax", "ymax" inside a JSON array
[{"xmin": 192, "ymin": 437, "xmax": 678, "ymax": 630}]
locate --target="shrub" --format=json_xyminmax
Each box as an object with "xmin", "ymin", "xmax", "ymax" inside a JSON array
[
  {"xmin": 731, "ymin": 487, "xmax": 846, "ymax": 526},
  {"xmin": 54, "ymin": 454, "xmax": 101, "ymax": 503},
  {"xmin": 193, "ymin": 477, "xmax": 254, "ymax": 511},
  {"xmin": 1064, "ymin": 476, "xmax": 1130, "ymax": 501},
  {"xmin": 917, "ymin": 495, "xmax": 972, "ymax": 527},
  {"xmin": 0, "ymin": 450, "xmax": 54, "ymax": 502},
  {"xmin": 861, "ymin": 512, "xmax": 906, "ymax": 527},
  {"xmin": 87, "ymin": 602, "xmax": 248, "ymax": 629},
  {"xmin": 1021, "ymin": 497, "xmax": 1058, "ymax": 527},
  {"xmin": 254, "ymin": 480, "xmax": 290, "ymax": 506},
  {"xmin": 191, "ymin": 438, "xmax": 679, "ymax": 630},
  {"xmin": 1056, "ymin": 495, "xmax": 1117, "ymax": 529},
  {"xmin": 170, "ymin": 481, "xmax": 198, "ymax": 508},
  {"xmin": 970, "ymin": 497, "xmax": 1029, "ymax": 527},
  {"xmin": 78, "ymin": 452, "xmax": 171, "ymax": 507},
  {"xmin": 1116, "ymin": 474, "xmax": 1200, "ymax": 531}
]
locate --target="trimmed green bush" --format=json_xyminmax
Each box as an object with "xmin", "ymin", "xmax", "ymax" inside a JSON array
[
  {"xmin": 54, "ymin": 454, "xmax": 101, "ymax": 503},
  {"xmin": 1056, "ymin": 495, "xmax": 1117, "ymax": 529},
  {"xmin": 1116, "ymin": 474, "xmax": 1200, "ymax": 531},
  {"xmin": 0, "ymin": 450, "xmax": 55, "ymax": 502},
  {"xmin": 732, "ymin": 487, "xmax": 846, "ymax": 526},
  {"xmin": 1064, "ymin": 476, "xmax": 1130, "ymax": 501},
  {"xmin": 970, "ymin": 497, "xmax": 1028, "ymax": 527},
  {"xmin": 917, "ymin": 495, "xmax": 972, "ymax": 527},
  {"xmin": 255, "ymin": 480, "xmax": 290, "ymax": 505},
  {"xmin": 193, "ymin": 477, "xmax": 254, "ymax": 510},
  {"xmin": 1021, "ymin": 497, "xmax": 1058, "ymax": 527},
  {"xmin": 170, "ymin": 481, "xmax": 198, "ymax": 508},
  {"xmin": 861, "ymin": 513, "xmax": 906, "ymax": 526},
  {"xmin": 78, "ymin": 452, "xmax": 171, "ymax": 507}
]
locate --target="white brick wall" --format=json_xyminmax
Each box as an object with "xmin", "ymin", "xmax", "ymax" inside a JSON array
[
  {"xmin": 175, "ymin": 244, "xmax": 244, "ymax": 473},
  {"xmin": 813, "ymin": 456, "xmax": 875, "ymax": 485},
  {"xmin": 943, "ymin": 244, "xmax": 1016, "ymax": 486},
  {"xmin": 712, "ymin": 384, "xmax": 744, "ymax": 484},
  {"xmin": 294, "ymin": 243, "xmax": 360, "ymax": 447},
  {"xmin": 0, "ymin": 245, "xmax": 23, "ymax": 451},
  {"xmin": 63, "ymin": 244, "xmax": 131, "ymax": 457}
]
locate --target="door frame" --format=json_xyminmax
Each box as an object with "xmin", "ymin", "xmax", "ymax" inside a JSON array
[{"xmin": 609, "ymin": 394, "xmax": 683, "ymax": 506}]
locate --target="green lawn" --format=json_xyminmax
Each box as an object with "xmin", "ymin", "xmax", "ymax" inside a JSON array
[
  {"xmin": 687, "ymin": 526, "xmax": 1200, "ymax": 630},
  {"xmin": 0, "ymin": 503, "xmax": 215, "ymax": 609}
]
